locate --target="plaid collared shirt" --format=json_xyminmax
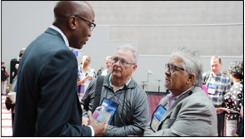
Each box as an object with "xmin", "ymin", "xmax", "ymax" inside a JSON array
[{"xmin": 202, "ymin": 72, "xmax": 231, "ymax": 106}]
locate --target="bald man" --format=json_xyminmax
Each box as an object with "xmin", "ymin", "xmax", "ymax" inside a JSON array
[{"xmin": 13, "ymin": 1, "xmax": 106, "ymax": 136}]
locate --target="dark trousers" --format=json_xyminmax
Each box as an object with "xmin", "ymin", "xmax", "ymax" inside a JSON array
[
  {"xmin": 217, "ymin": 112, "xmax": 224, "ymax": 136},
  {"xmin": 12, "ymin": 113, "xmax": 15, "ymax": 130},
  {"xmin": 11, "ymin": 105, "xmax": 15, "ymax": 132}
]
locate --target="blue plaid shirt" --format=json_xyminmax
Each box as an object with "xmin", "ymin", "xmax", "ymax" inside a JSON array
[{"xmin": 202, "ymin": 72, "xmax": 231, "ymax": 106}]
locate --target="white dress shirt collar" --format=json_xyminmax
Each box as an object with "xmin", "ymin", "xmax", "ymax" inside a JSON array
[{"xmin": 50, "ymin": 25, "xmax": 69, "ymax": 47}]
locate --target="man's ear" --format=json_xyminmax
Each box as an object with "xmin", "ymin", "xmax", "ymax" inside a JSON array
[
  {"xmin": 188, "ymin": 73, "xmax": 196, "ymax": 85},
  {"xmin": 68, "ymin": 16, "xmax": 76, "ymax": 30},
  {"xmin": 132, "ymin": 64, "xmax": 137, "ymax": 73}
]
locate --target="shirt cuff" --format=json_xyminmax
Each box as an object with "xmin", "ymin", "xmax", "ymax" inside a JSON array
[{"xmin": 87, "ymin": 125, "xmax": 95, "ymax": 136}]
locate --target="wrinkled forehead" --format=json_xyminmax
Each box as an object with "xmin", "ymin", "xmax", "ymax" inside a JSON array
[
  {"xmin": 114, "ymin": 49, "xmax": 133, "ymax": 60},
  {"xmin": 168, "ymin": 55, "xmax": 183, "ymax": 66},
  {"xmin": 210, "ymin": 58, "xmax": 220, "ymax": 65}
]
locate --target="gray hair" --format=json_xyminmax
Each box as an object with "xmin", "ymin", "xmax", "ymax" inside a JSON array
[
  {"xmin": 171, "ymin": 47, "xmax": 203, "ymax": 87},
  {"xmin": 228, "ymin": 61, "xmax": 243, "ymax": 80},
  {"xmin": 105, "ymin": 56, "xmax": 112, "ymax": 61},
  {"xmin": 116, "ymin": 44, "xmax": 138, "ymax": 64}
]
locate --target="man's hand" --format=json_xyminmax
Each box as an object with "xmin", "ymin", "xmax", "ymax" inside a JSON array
[
  {"xmin": 5, "ymin": 97, "xmax": 14, "ymax": 107},
  {"xmin": 87, "ymin": 76, "xmax": 93, "ymax": 81},
  {"xmin": 216, "ymin": 107, "xmax": 230, "ymax": 114},
  {"xmin": 82, "ymin": 116, "xmax": 89, "ymax": 126},
  {"xmin": 80, "ymin": 105, "xmax": 89, "ymax": 126},
  {"xmin": 87, "ymin": 111, "xmax": 107, "ymax": 136}
]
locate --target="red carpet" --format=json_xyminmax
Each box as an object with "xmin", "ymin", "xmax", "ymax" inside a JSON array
[{"xmin": 147, "ymin": 93, "xmax": 166, "ymax": 121}]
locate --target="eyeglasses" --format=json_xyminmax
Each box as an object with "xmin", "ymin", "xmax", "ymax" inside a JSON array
[
  {"xmin": 74, "ymin": 15, "xmax": 96, "ymax": 31},
  {"xmin": 112, "ymin": 57, "xmax": 135, "ymax": 66},
  {"xmin": 165, "ymin": 64, "xmax": 184, "ymax": 73},
  {"xmin": 84, "ymin": 60, "xmax": 90, "ymax": 63}
]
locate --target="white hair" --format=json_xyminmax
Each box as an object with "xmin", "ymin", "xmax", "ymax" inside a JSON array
[
  {"xmin": 171, "ymin": 47, "xmax": 203, "ymax": 87},
  {"xmin": 116, "ymin": 44, "xmax": 138, "ymax": 64}
]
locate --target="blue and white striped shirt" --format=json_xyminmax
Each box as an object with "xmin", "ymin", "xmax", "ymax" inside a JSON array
[{"xmin": 202, "ymin": 72, "xmax": 231, "ymax": 106}]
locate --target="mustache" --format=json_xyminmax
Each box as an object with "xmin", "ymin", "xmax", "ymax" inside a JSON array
[{"xmin": 165, "ymin": 77, "xmax": 171, "ymax": 82}]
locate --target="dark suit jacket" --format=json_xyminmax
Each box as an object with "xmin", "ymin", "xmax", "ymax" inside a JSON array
[{"xmin": 13, "ymin": 27, "xmax": 91, "ymax": 136}]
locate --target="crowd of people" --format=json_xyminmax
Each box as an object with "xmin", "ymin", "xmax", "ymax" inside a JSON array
[{"xmin": 1, "ymin": 1, "xmax": 243, "ymax": 137}]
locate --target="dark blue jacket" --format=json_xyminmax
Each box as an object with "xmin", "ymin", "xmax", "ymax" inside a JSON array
[{"xmin": 13, "ymin": 27, "xmax": 91, "ymax": 136}]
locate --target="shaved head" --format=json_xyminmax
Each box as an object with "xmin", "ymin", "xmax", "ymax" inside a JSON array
[
  {"xmin": 53, "ymin": 1, "xmax": 94, "ymax": 25},
  {"xmin": 52, "ymin": 1, "xmax": 95, "ymax": 49}
]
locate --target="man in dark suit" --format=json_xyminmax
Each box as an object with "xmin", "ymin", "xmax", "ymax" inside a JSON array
[{"xmin": 13, "ymin": 1, "xmax": 106, "ymax": 136}]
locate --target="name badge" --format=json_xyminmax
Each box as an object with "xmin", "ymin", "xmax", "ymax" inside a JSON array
[
  {"xmin": 150, "ymin": 105, "xmax": 166, "ymax": 132},
  {"xmin": 207, "ymin": 84, "xmax": 216, "ymax": 95},
  {"xmin": 100, "ymin": 98, "xmax": 118, "ymax": 125}
]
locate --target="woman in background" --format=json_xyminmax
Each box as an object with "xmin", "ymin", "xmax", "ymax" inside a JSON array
[
  {"xmin": 216, "ymin": 61, "xmax": 243, "ymax": 136},
  {"xmin": 77, "ymin": 55, "xmax": 96, "ymax": 100}
]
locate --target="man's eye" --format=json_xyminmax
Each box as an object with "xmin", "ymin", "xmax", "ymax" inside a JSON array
[{"xmin": 121, "ymin": 60, "xmax": 126, "ymax": 64}]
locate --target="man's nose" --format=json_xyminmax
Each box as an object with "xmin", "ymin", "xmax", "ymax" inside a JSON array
[
  {"xmin": 88, "ymin": 29, "xmax": 92, "ymax": 37},
  {"xmin": 165, "ymin": 68, "xmax": 170, "ymax": 75}
]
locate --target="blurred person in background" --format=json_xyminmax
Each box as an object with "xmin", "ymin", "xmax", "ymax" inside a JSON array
[
  {"xmin": 77, "ymin": 55, "xmax": 96, "ymax": 100},
  {"xmin": 96, "ymin": 66, "xmax": 104, "ymax": 76},
  {"xmin": 216, "ymin": 61, "xmax": 243, "ymax": 136},
  {"xmin": 202, "ymin": 56, "xmax": 231, "ymax": 136},
  {"xmin": 1, "ymin": 61, "xmax": 8, "ymax": 95},
  {"xmin": 101, "ymin": 56, "xmax": 112, "ymax": 76},
  {"xmin": 235, "ymin": 62, "xmax": 243, "ymax": 137},
  {"xmin": 5, "ymin": 48, "xmax": 26, "ymax": 131}
]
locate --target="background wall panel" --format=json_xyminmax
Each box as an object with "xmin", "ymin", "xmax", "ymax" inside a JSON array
[{"xmin": 1, "ymin": 1, "xmax": 243, "ymax": 92}]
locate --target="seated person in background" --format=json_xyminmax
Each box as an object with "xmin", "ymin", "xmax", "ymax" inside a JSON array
[
  {"xmin": 101, "ymin": 56, "xmax": 112, "ymax": 76},
  {"xmin": 77, "ymin": 55, "xmax": 96, "ymax": 100},
  {"xmin": 81, "ymin": 44, "xmax": 149, "ymax": 136},
  {"xmin": 144, "ymin": 47, "xmax": 217, "ymax": 136}
]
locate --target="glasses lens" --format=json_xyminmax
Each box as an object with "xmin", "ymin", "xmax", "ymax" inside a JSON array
[
  {"xmin": 165, "ymin": 64, "xmax": 168, "ymax": 70},
  {"xmin": 165, "ymin": 64, "xmax": 170, "ymax": 73},
  {"xmin": 169, "ymin": 65, "xmax": 174, "ymax": 73},
  {"xmin": 90, "ymin": 23, "xmax": 96, "ymax": 31},
  {"xmin": 112, "ymin": 58, "xmax": 117, "ymax": 64},
  {"xmin": 120, "ymin": 60, "xmax": 126, "ymax": 66},
  {"xmin": 90, "ymin": 25, "xmax": 94, "ymax": 31}
]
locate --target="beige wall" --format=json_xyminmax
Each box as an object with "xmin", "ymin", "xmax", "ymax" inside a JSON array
[
  {"xmin": 88, "ymin": 1, "xmax": 243, "ymax": 56},
  {"xmin": 2, "ymin": 1, "xmax": 243, "ymax": 91}
]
